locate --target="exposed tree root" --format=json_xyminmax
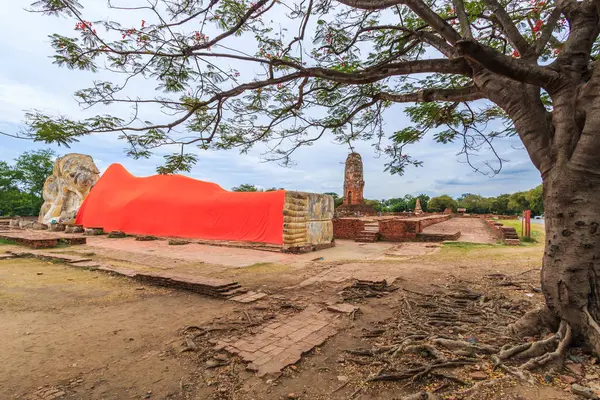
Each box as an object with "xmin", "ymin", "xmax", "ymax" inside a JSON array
[
  {"xmin": 507, "ymin": 306, "xmax": 558, "ymax": 338},
  {"xmin": 433, "ymin": 338, "xmax": 498, "ymax": 355},
  {"xmin": 352, "ymin": 281, "xmax": 580, "ymax": 399},
  {"xmin": 366, "ymin": 359, "xmax": 475, "ymax": 382},
  {"xmin": 499, "ymin": 321, "xmax": 572, "ymax": 370},
  {"xmin": 402, "ymin": 344, "xmax": 444, "ymax": 361}
]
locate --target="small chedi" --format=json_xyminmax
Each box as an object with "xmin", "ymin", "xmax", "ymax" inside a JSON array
[
  {"xmin": 335, "ymin": 152, "xmax": 376, "ymax": 217},
  {"xmin": 38, "ymin": 154, "xmax": 100, "ymax": 224}
]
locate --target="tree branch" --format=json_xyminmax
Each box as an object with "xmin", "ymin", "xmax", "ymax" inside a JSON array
[
  {"xmin": 375, "ymin": 86, "xmax": 483, "ymax": 103},
  {"xmin": 337, "ymin": 0, "xmax": 461, "ymax": 44},
  {"xmin": 334, "ymin": 0, "xmax": 404, "ymax": 10},
  {"xmin": 452, "ymin": 0, "xmax": 473, "ymax": 39},
  {"xmin": 482, "ymin": 0, "xmax": 532, "ymax": 56},
  {"xmin": 187, "ymin": 0, "xmax": 271, "ymax": 52},
  {"xmin": 552, "ymin": 0, "xmax": 600, "ymax": 81},
  {"xmin": 414, "ymin": 31, "xmax": 458, "ymax": 58},
  {"xmin": 535, "ymin": 7, "xmax": 563, "ymax": 55},
  {"xmin": 456, "ymin": 39, "xmax": 564, "ymax": 90}
]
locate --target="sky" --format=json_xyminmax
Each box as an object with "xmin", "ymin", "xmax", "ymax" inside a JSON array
[{"xmin": 0, "ymin": 1, "xmax": 542, "ymax": 200}]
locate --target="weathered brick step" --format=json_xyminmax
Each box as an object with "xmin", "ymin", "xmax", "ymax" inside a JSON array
[
  {"xmin": 0, "ymin": 232, "xmax": 86, "ymax": 249},
  {"xmin": 7, "ymin": 250, "xmax": 248, "ymax": 300},
  {"xmin": 213, "ymin": 284, "xmax": 243, "ymax": 292},
  {"xmin": 355, "ymin": 229, "xmax": 379, "ymax": 243},
  {"xmin": 355, "ymin": 235, "xmax": 379, "ymax": 243},
  {"xmin": 218, "ymin": 288, "xmax": 250, "ymax": 298}
]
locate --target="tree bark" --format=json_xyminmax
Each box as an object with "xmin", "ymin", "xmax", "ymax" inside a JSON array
[{"xmin": 541, "ymin": 163, "xmax": 600, "ymax": 353}]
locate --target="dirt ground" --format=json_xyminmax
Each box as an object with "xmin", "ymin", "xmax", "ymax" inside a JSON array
[
  {"xmin": 0, "ymin": 219, "xmax": 591, "ymax": 400},
  {"xmin": 423, "ymin": 217, "xmax": 498, "ymax": 244}
]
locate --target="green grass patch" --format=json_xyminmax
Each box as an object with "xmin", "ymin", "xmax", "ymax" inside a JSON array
[
  {"xmin": 0, "ymin": 238, "xmax": 18, "ymax": 246},
  {"xmin": 442, "ymin": 241, "xmax": 500, "ymax": 249}
]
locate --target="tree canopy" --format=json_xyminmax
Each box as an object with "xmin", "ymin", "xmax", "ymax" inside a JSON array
[
  {"xmin": 10, "ymin": 0, "xmax": 594, "ymax": 176},
  {"xmin": 427, "ymin": 194, "xmax": 458, "ymax": 212},
  {"xmin": 324, "ymin": 186, "xmax": 541, "ymax": 214},
  {"xmin": 231, "ymin": 183, "xmax": 279, "ymax": 191},
  {"xmin": 0, "ymin": 150, "xmax": 56, "ymax": 216}
]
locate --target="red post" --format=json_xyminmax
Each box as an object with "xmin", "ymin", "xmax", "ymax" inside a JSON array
[{"xmin": 522, "ymin": 210, "xmax": 531, "ymax": 238}]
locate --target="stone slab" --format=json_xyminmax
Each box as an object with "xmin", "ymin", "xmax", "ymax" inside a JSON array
[
  {"xmin": 69, "ymin": 260, "xmax": 102, "ymax": 269},
  {"xmin": 327, "ymin": 303, "xmax": 359, "ymax": 314},
  {"xmin": 230, "ymin": 291, "xmax": 267, "ymax": 303},
  {"xmin": 34, "ymin": 252, "xmax": 92, "ymax": 263}
]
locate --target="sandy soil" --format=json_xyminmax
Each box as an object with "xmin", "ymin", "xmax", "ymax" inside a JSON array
[
  {"xmin": 423, "ymin": 217, "xmax": 498, "ymax": 243},
  {"xmin": 1, "ymin": 220, "xmax": 585, "ymax": 400},
  {"xmin": 0, "ymin": 258, "xmax": 236, "ymax": 400}
]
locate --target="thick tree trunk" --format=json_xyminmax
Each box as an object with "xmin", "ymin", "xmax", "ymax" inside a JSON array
[{"xmin": 541, "ymin": 165, "xmax": 600, "ymax": 353}]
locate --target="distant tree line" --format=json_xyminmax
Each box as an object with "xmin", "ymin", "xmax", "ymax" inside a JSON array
[
  {"xmin": 0, "ymin": 150, "xmax": 543, "ymax": 218},
  {"xmin": 323, "ymin": 186, "xmax": 544, "ymax": 216},
  {"xmin": 0, "ymin": 149, "xmax": 56, "ymax": 217},
  {"xmin": 231, "ymin": 184, "xmax": 281, "ymax": 192}
]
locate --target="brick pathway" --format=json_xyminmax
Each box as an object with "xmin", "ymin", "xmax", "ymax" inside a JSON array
[{"xmin": 213, "ymin": 306, "xmax": 339, "ymax": 376}]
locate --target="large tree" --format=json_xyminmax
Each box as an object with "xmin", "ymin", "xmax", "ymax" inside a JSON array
[
  {"xmin": 10, "ymin": 0, "xmax": 600, "ymax": 361},
  {"xmin": 428, "ymin": 194, "xmax": 458, "ymax": 211},
  {"xmin": 0, "ymin": 150, "xmax": 56, "ymax": 216}
]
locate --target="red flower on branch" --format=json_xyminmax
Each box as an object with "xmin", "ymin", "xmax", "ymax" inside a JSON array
[
  {"xmin": 74, "ymin": 20, "xmax": 93, "ymax": 31},
  {"xmin": 141, "ymin": 20, "xmax": 146, "ymax": 28},
  {"xmin": 532, "ymin": 19, "xmax": 543, "ymax": 32},
  {"xmin": 512, "ymin": 50, "xmax": 520, "ymax": 57}
]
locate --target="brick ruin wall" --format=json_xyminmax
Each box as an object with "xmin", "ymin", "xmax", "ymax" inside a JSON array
[
  {"xmin": 378, "ymin": 219, "xmax": 420, "ymax": 241},
  {"xmin": 332, "ymin": 218, "xmax": 366, "ymax": 239},
  {"xmin": 333, "ymin": 215, "xmax": 451, "ymax": 242},
  {"xmin": 484, "ymin": 219, "xmax": 521, "ymax": 245}
]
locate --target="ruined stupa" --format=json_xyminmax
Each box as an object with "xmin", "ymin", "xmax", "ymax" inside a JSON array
[
  {"xmin": 414, "ymin": 198, "xmax": 424, "ymax": 215},
  {"xmin": 335, "ymin": 152, "xmax": 376, "ymax": 216}
]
